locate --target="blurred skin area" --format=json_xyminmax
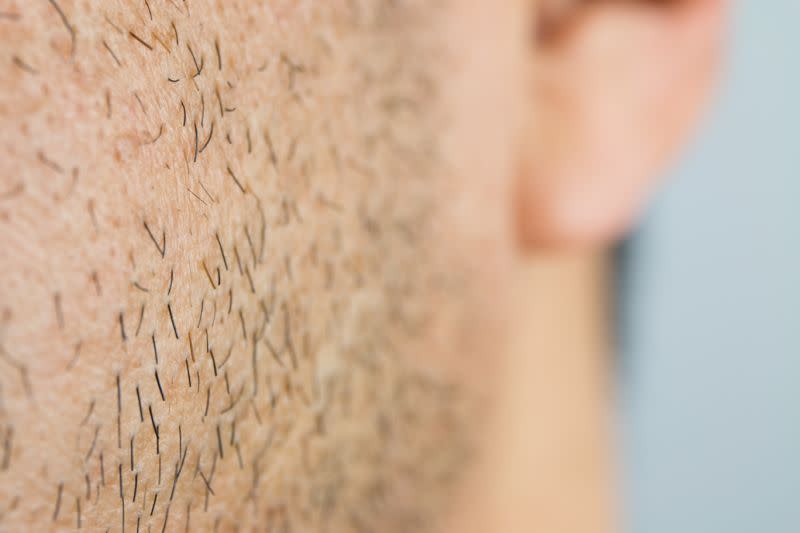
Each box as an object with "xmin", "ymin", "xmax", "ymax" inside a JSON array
[{"xmin": 0, "ymin": 0, "xmax": 724, "ymax": 531}]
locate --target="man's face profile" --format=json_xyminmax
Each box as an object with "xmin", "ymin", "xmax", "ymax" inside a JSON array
[{"xmin": 0, "ymin": 1, "xmax": 725, "ymax": 531}]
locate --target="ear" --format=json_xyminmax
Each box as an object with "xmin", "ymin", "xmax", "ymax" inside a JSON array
[{"xmin": 516, "ymin": 0, "xmax": 728, "ymax": 249}]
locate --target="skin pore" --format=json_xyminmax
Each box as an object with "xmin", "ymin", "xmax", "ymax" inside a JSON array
[{"xmin": 0, "ymin": 1, "xmax": 507, "ymax": 531}]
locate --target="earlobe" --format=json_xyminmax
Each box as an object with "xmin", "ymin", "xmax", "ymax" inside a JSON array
[
  {"xmin": 516, "ymin": 158, "xmax": 650, "ymax": 251},
  {"xmin": 516, "ymin": 0, "xmax": 728, "ymax": 251}
]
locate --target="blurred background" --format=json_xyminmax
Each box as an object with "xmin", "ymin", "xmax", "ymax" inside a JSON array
[{"xmin": 618, "ymin": 1, "xmax": 800, "ymax": 532}]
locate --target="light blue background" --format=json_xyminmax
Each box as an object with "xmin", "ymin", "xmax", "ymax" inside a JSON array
[{"xmin": 619, "ymin": 2, "xmax": 800, "ymax": 532}]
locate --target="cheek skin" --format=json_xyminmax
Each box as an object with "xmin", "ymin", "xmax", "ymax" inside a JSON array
[
  {"xmin": 0, "ymin": 2, "xmax": 479, "ymax": 531},
  {"xmin": 427, "ymin": 0, "xmax": 530, "ymax": 392}
]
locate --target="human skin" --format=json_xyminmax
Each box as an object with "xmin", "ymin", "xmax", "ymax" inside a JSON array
[
  {"xmin": 0, "ymin": 0, "xmax": 725, "ymax": 531},
  {"xmin": 0, "ymin": 2, "xmax": 515, "ymax": 531}
]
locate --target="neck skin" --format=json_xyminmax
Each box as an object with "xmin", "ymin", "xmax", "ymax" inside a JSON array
[{"xmin": 447, "ymin": 252, "xmax": 616, "ymax": 533}]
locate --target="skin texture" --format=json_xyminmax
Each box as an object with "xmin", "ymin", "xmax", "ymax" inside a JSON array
[
  {"xmin": 0, "ymin": 2, "xmax": 496, "ymax": 531},
  {"xmin": 0, "ymin": 0, "xmax": 726, "ymax": 531}
]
